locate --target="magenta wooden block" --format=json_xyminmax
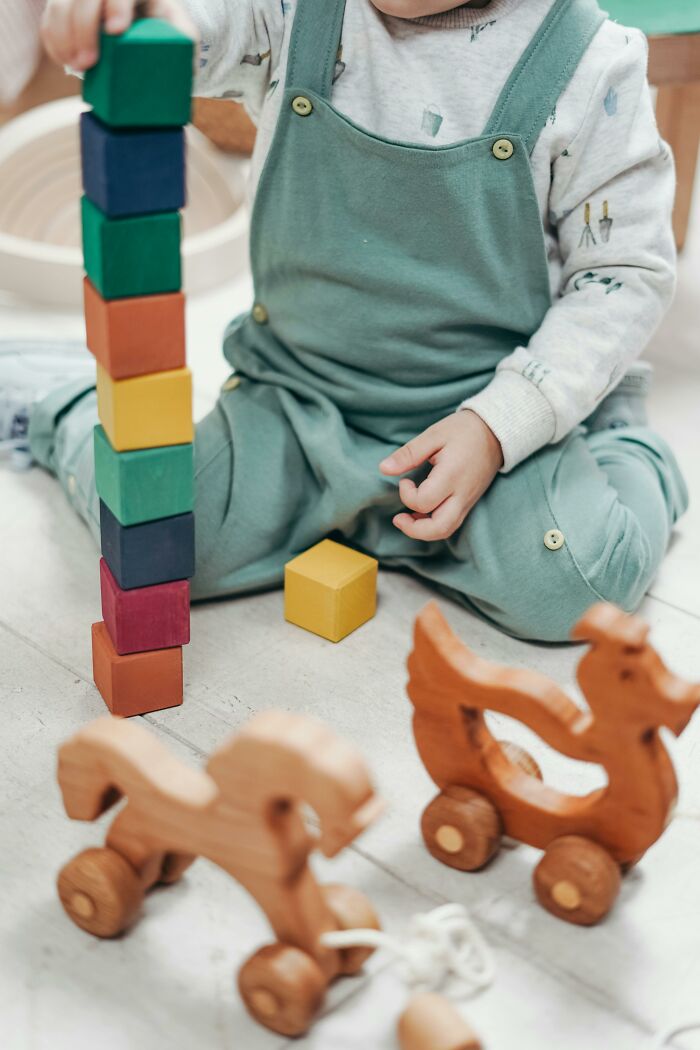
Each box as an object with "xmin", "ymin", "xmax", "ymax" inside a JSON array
[{"xmin": 100, "ymin": 557, "xmax": 190, "ymax": 655}]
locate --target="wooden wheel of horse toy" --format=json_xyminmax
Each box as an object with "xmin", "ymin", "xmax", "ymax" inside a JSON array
[
  {"xmin": 407, "ymin": 602, "xmax": 700, "ymax": 926},
  {"xmin": 56, "ymin": 711, "xmax": 383, "ymax": 1036}
]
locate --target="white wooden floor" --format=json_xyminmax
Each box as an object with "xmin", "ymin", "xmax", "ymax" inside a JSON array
[{"xmin": 2, "ymin": 187, "xmax": 700, "ymax": 1050}]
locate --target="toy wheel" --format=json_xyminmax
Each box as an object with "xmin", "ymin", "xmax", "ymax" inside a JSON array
[
  {"xmin": 421, "ymin": 787, "xmax": 502, "ymax": 871},
  {"xmin": 322, "ymin": 883, "xmax": 381, "ymax": 975},
  {"xmin": 533, "ymin": 835, "xmax": 621, "ymax": 925},
  {"xmin": 498, "ymin": 740, "xmax": 543, "ymax": 780},
  {"xmin": 57, "ymin": 847, "xmax": 144, "ymax": 937},
  {"xmin": 238, "ymin": 943, "xmax": 327, "ymax": 1037}
]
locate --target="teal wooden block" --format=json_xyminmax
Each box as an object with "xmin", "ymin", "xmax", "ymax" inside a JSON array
[
  {"xmin": 94, "ymin": 424, "xmax": 193, "ymax": 526},
  {"xmin": 81, "ymin": 196, "xmax": 181, "ymax": 300},
  {"xmin": 83, "ymin": 19, "xmax": 193, "ymax": 128}
]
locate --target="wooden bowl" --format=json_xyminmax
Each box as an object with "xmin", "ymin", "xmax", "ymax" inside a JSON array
[{"xmin": 0, "ymin": 96, "xmax": 249, "ymax": 306}]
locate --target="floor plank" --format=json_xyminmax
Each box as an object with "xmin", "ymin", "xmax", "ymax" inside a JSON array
[{"xmin": 1, "ymin": 622, "xmax": 666, "ymax": 1050}]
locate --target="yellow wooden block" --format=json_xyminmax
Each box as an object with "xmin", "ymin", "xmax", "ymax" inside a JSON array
[
  {"xmin": 96, "ymin": 363, "xmax": 193, "ymax": 451},
  {"xmin": 284, "ymin": 539, "xmax": 378, "ymax": 642}
]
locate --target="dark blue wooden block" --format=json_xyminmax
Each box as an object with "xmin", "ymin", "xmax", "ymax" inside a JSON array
[
  {"xmin": 81, "ymin": 112, "xmax": 186, "ymax": 219},
  {"xmin": 99, "ymin": 500, "xmax": 194, "ymax": 590}
]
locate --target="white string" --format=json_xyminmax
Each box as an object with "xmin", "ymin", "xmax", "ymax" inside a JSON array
[
  {"xmin": 322, "ymin": 904, "xmax": 700, "ymax": 1044},
  {"xmin": 321, "ymin": 903, "xmax": 495, "ymax": 996},
  {"xmin": 651, "ymin": 1022, "xmax": 700, "ymax": 1049}
]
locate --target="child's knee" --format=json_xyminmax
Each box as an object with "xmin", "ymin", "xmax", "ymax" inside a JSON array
[
  {"xmin": 600, "ymin": 526, "xmax": 654, "ymax": 614},
  {"xmin": 477, "ymin": 509, "xmax": 655, "ymax": 644}
]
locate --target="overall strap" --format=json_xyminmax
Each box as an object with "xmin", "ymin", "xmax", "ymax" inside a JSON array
[
  {"xmin": 483, "ymin": 0, "xmax": 607, "ymax": 154},
  {"xmin": 285, "ymin": 0, "xmax": 348, "ymax": 100}
]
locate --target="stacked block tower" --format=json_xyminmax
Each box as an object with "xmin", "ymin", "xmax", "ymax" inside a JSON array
[{"xmin": 80, "ymin": 20, "xmax": 195, "ymax": 717}]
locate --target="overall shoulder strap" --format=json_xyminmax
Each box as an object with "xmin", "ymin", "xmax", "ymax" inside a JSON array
[
  {"xmin": 285, "ymin": 0, "xmax": 348, "ymax": 99},
  {"xmin": 483, "ymin": 0, "xmax": 607, "ymax": 154}
]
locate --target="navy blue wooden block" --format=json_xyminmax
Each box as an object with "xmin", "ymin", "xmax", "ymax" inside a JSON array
[
  {"xmin": 81, "ymin": 112, "xmax": 186, "ymax": 219},
  {"xmin": 99, "ymin": 500, "xmax": 194, "ymax": 590}
]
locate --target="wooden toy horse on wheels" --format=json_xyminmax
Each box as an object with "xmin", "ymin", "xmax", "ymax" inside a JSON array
[
  {"xmin": 56, "ymin": 711, "xmax": 383, "ymax": 1036},
  {"xmin": 407, "ymin": 602, "xmax": 700, "ymax": 925}
]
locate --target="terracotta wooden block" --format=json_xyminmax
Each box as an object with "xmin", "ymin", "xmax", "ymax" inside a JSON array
[
  {"xmin": 100, "ymin": 500, "xmax": 194, "ymax": 590},
  {"xmin": 82, "ymin": 196, "xmax": 181, "ymax": 301},
  {"xmin": 56, "ymin": 711, "xmax": 383, "ymax": 1036},
  {"xmin": 100, "ymin": 558, "xmax": 190, "ymax": 655},
  {"xmin": 91, "ymin": 621, "xmax": 183, "ymax": 716},
  {"xmin": 284, "ymin": 539, "xmax": 377, "ymax": 642},
  {"xmin": 398, "ymin": 994, "xmax": 482, "ymax": 1050},
  {"xmin": 96, "ymin": 362, "xmax": 193, "ymax": 452},
  {"xmin": 80, "ymin": 113, "xmax": 186, "ymax": 219},
  {"xmin": 407, "ymin": 601, "xmax": 700, "ymax": 926},
  {"xmin": 83, "ymin": 19, "xmax": 193, "ymax": 128},
  {"xmin": 84, "ymin": 279, "xmax": 185, "ymax": 380},
  {"xmin": 94, "ymin": 425, "xmax": 193, "ymax": 527}
]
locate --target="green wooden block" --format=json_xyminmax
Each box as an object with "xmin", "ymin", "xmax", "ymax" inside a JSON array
[
  {"xmin": 83, "ymin": 19, "xmax": 193, "ymax": 128},
  {"xmin": 94, "ymin": 424, "xmax": 193, "ymax": 526},
  {"xmin": 81, "ymin": 196, "xmax": 181, "ymax": 300}
]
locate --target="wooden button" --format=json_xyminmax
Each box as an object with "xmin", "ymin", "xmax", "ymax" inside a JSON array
[
  {"xmin": 249, "ymin": 988, "xmax": 280, "ymax": 1018},
  {"xmin": 222, "ymin": 376, "xmax": 241, "ymax": 392},
  {"xmin": 252, "ymin": 302, "xmax": 269, "ymax": 324},
  {"xmin": 291, "ymin": 96, "xmax": 313, "ymax": 117},
  {"xmin": 492, "ymin": 138, "xmax": 514, "ymax": 161},
  {"xmin": 551, "ymin": 879, "xmax": 582, "ymax": 911},
  {"xmin": 435, "ymin": 824, "xmax": 465, "ymax": 854},
  {"xmin": 70, "ymin": 891, "xmax": 96, "ymax": 919},
  {"xmin": 544, "ymin": 529, "xmax": 565, "ymax": 551}
]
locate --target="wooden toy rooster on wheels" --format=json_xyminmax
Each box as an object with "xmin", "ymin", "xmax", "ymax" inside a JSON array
[
  {"xmin": 408, "ymin": 602, "xmax": 700, "ymax": 926},
  {"xmin": 56, "ymin": 711, "xmax": 382, "ymax": 1036}
]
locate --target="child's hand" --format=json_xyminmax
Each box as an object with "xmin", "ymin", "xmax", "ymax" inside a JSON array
[
  {"xmin": 42, "ymin": 0, "xmax": 198, "ymax": 72},
  {"xmin": 379, "ymin": 410, "xmax": 503, "ymax": 541}
]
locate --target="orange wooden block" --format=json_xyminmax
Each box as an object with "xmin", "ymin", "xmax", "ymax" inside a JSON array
[
  {"xmin": 83, "ymin": 277, "xmax": 185, "ymax": 380},
  {"xmin": 91, "ymin": 621, "xmax": 182, "ymax": 716}
]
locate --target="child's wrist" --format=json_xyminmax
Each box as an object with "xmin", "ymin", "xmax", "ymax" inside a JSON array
[{"xmin": 460, "ymin": 408, "xmax": 504, "ymax": 472}]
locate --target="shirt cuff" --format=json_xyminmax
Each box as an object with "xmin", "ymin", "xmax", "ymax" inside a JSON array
[{"xmin": 460, "ymin": 370, "xmax": 556, "ymax": 473}]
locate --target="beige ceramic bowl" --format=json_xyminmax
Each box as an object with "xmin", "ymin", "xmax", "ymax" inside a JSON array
[{"xmin": 0, "ymin": 96, "xmax": 249, "ymax": 306}]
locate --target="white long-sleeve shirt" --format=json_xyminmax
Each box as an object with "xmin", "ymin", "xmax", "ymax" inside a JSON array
[{"xmin": 188, "ymin": 0, "xmax": 676, "ymax": 471}]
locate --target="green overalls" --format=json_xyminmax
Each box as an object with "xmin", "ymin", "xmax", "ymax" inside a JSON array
[{"xmin": 30, "ymin": 0, "xmax": 687, "ymax": 641}]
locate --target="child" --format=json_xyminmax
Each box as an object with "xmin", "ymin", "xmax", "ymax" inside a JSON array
[{"xmin": 7, "ymin": 0, "xmax": 687, "ymax": 641}]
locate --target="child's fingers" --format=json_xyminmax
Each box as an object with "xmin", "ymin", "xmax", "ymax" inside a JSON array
[
  {"xmin": 392, "ymin": 496, "xmax": 462, "ymax": 542},
  {"xmin": 150, "ymin": 0, "xmax": 200, "ymax": 42},
  {"xmin": 379, "ymin": 428, "xmax": 443, "ymax": 477},
  {"xmin": 70, "ymin": 0, "xmax": 103, "ymax": 69},
  {"xmin": 41, "ymin": 0, "xmax": 76, "ymax": 67},
  {"xmin": 391, "ymin": 511, "xmax": 429, "ymax": 538},
  {"xmin": 104, "ymin": 0, "xmax": 136, "ymax": 34},
  {"xmin": 399, "ymin": 466, "xmax": 452, "ymax": 515},
  {"xmin": 42, "ymin": 0, "xmax": 193, "ymax": 71}
]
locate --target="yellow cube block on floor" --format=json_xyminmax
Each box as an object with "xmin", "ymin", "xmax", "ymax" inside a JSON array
[
  {"xmin": 284, "ymin": 539, "xmax": 378, "ymax": 642},
  {"xmin": 96, "ymin": 363, "xmax": 193, "ymax": 451}
]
